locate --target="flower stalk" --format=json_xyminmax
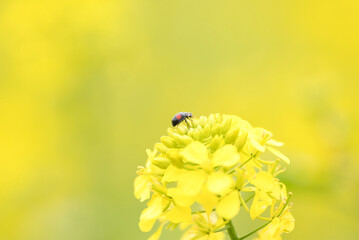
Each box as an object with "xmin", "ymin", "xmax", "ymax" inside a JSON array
[{"xmin": 226, "ymin": 220, "xmax": 239, "ymax": 240}]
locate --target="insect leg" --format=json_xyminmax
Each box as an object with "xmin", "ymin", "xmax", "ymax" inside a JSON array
[{"xmin": 184, "ymin": 118, "xmax": 190, "ymax": 127}]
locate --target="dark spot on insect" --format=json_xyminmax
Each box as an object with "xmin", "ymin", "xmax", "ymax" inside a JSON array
[{"xmin": 172, "ymin": 112, "xmax": 193, "ymax": 127}]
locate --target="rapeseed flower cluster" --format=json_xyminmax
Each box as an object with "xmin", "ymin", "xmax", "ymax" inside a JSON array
[{"xmin": 134, "ymin": 114, "xmax": 294, "ymax": 240}]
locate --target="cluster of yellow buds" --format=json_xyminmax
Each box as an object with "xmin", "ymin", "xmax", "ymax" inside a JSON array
[{"xmin": 134, "ymin": 114, "xmax": 294, "ymax": 240}]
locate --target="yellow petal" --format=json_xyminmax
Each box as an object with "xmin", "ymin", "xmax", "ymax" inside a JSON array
[
  {"xmin": 168, "ymin": 188, "xmax": 196, "ymax": 207},
  {"xmin": 134, "ymin": 175, "xmax": 151, "ymax": 202},
  {"xmin": 177, "ymin": 170, "xmax": 206, "ymax": 196},
  {"xmin": 139, "ymin": 218, "xmax": 156, "ymax": 232},
  {"xmin": 179, "ymin": 221, "xmax": 192, "ymax": 231},
  {"xmin": 271, "ymin": 182, "xmax": 281, "ymax": 200},
  {"xmin": 140, "ymin": 195, "xmax": 163, "ymax": 221},
  {"xmin": 181, "ymin": 228, "xmax": 197, "ymax": 240},
  {"xmin": 146, "ymin": 149, "xmax": 156, "ymax": 168},
  {"xmin": 250, "ymin": 191, "xmax": 271, "ymax": 220},
  {"xmin": 182, "ymin": 141, "xmax": 209, "ymax": 165},
  {"xmin": 165, "ymin": 206, "xmax": 192, "ymax": 224},
  {"xmin": 258, "ymin": 218, "xmax": 281, "ymax": 238},
  {"xmin": 280, "ymin": 183, "xmax": 287, "ymax": 199},
  {"xmin": 250, "ymin": 200, "xmax": 268, "ymax": 220},
  {"xmin": 241, "ymin": 186, "xmax": 256, "ymax": 192},
  {"xmin": 266, "ymin": 146, "xmax": 290, "ymax": 164},
  {"xmin": 208, "ymin": 232, "xmax": 226, "ymax": 240},
  {"xmin": 162, "ymin": 164, "xmax": 181, "ymax": 183},
  {"xmin": 266, "ymin": 139, "xmax": 284, "ymax": 147},
  {"xmin": 197, "ymin": 189, "xmax": 218, "ymax": 214},
  {"xmin": 212, "ymin": 145, "xmax": 240, "ymax": 168},
  {"xmin": 248, "ymin": 135, "xmax": 265, "ymax": 152},
  {"xmin": 148, "ymin": 223, "xmax": 165, "ymax": 240},
  {"xmin": 216, "ymin": 190, "xmax": 240, "ymax": 219},
  {"xmin": 207, "ymin": 172, "xmax": 233, "ymax": 195},
  {"xmin": 280, "ymin": 211, "xmax": 295, "ymax": 233},
  {"xmin": 250, "ymin": 172, "xmax": 275, "ymax": 192}
]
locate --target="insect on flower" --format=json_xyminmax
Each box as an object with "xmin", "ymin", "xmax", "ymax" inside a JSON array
[
  {"xmin": 171, "ymin": 112, "xmax": 193, "ymax": 127},
  {"xmin": 135, "ymin": 113, "xmax": 295, "ymax": 240}
]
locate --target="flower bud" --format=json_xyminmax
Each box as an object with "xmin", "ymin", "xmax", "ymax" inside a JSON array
[
  {"xmin": 191, "ymin": 119, "xmax": 200, "ymax": 128},
  {"xmin": 225, "ymin": 127, "xmax": 239, "ymax": 144},
  {"xmin": 167, "ymin": 128, "xmax": 177, "ymax": 139},
  {"xmin": 155, "ymin": 143, "xmax": 169, "ymax": 154},
  {"xmin": 211, "ymin": 123, "xmax": 221, "ymax": 136},
  {"xmin": 166, "ymin": 149, "xmax": 183, "ymax": 168},
  {"xmin": 149, "ymin": 164, "xmax": 165, "ymax": 177},
  {"xmin": 193, "ymin": 128, "xmax": 201, "ymax": 140},
  {"xmin": 177, "ymin": 125, "xmax": 188, "ymax": 135},
  {"xmin": 202, "ymin": 124, "xmax": 211, "ymax": 138},
  {"xmin": 161, "ymin": 136, "xmax": 176, "ymax": 148},
  {"xmin": 220, "ymin": 117, "xmax": 232, "ymax": 134},
  {"xmin": 198, "ymin": 116, "xmax": 207, "ymax": 127},
  {"xmin": 172, "ymin": 133, "xmax": 193, "ymax": 147},
  {"xmin": 152, "ymin": 157, "xmax": 171, "ymax": 169},
  {"xmin": 208, "ymin": 115, "xmax": 216, "ymax": 127},
  {"xmin": 234, "ymin": 131, "xmax": 248, "ymax": 151},
  {"xmin": 187, "ymin": 128, "xmax": 195, "ymax": 138},
  {"xmin": 208, "ymin": 135, "xmax": 224, "ymax": 152},
  {"xmin": 214, "ymin": 113, "xmax": 221, "ymax": 121}
]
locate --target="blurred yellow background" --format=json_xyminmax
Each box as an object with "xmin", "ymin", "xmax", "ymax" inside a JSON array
[{"xmin": 0, "ymin": 0, "xmax": 358, "ymax": 239}]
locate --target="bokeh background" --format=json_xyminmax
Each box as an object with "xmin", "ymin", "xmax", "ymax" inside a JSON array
[{"xmin": 1, "ymin": 0, "xmax": 358, "ymax": 239}]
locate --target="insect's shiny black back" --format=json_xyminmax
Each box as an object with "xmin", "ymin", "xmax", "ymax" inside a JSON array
[
  {"xmin": 171, "ymin": 117, "xmax": 182, "ymax": 127},
  {"xmin": 171, "ymin": 112, "xmax": 192, "ymax": 127}
]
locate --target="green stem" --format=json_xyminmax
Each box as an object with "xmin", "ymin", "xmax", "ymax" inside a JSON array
[
  {"xmin": 226, "ymin": 220, "xmax": 239, "ymax": 240},
  {"xmin": 277, "ymin": 192, "xmax": 292, "ymax": 217},
  {"xmin": 239, "ymin": 155, "xmax": 254, "ymax": 168},
  {"xmin": 214, "ymin": 226, "xmax": 229, "ymax": 233},
  {"xmin": 238, "ymin": 221, "xmax": 271, "ymax": 240},
  {"xmin": 228, "ymin": 155, "xmax": 255, "ymax": 174}
]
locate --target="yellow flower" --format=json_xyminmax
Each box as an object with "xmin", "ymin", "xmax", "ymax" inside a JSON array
[
  {"xmin": 256, "ymin": 210, "xmax": 295, "ymax": 240},
  {"xmin": 134, "ymin": 113, "xmax": 294, "ymax": 240},
  {"xmin": 249, "ymin": 171, "xmax": 287, "ymax": 219},
  {"xmin": 166, "ymin": 141, "xmax": 238, "ymax": 208},
  {"xmin": 250, "ymin": 190, "xmax": 272, "ymax": 220},
  {"xmin": 181, "ymin": 212, "xmax": 226, "ymax": 240}
]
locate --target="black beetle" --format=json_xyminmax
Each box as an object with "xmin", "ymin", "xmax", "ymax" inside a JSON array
[{"xmin": 172, "ymin": 112, "xmax": 193, "ymax": 127}]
